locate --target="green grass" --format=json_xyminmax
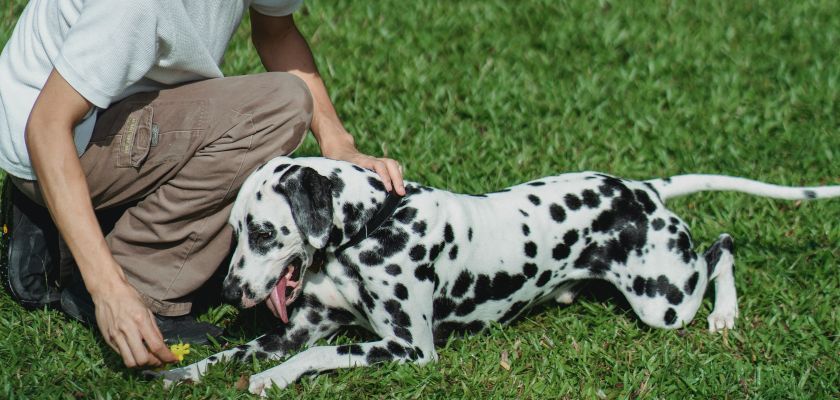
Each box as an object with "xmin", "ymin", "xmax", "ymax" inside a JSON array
[{"xmin": 2, "ymin": 0, "xmax": 839, "ymax": 398}]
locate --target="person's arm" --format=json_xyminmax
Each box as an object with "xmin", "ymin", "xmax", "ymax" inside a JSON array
[
  {"xmin": 26, "ymin": 69, "xmax": 177, "ymax": 368},
  {"xmin": 250, "ymin": 11, "xmax": 405, "ymax": 195}
]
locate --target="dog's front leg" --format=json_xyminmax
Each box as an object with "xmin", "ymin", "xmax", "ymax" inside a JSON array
[
  {"xmin": 151, "ymin": 292, "xmax": 351, "ymax": 387},
  {"xmin": 248, "ymin": 338, "xmax": 433, "ymax": 396}
]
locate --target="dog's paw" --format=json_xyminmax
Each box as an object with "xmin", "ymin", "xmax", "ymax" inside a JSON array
[
  {"xmin": 707, "ymin": 309, "xmax": 738, "ymax": 332},
  {"xmin": 144, "ymin": 366, "xmax": 200, "ymax": 388},
  {"xmin": 553, "ymin": 282, "xmax": 578, "ymax": 305},
  {"xmin": 249, "ymin": 372, "xmax": 290, "ymax": 396}
]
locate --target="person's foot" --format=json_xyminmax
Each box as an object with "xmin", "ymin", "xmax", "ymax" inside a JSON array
[
  {"xmin": 60, "ymin": 280, "xmax": 224, "ymax": 345},
  {"xmin": 0, "ymin": 180, "xmax": 61, "ymax": 310}
]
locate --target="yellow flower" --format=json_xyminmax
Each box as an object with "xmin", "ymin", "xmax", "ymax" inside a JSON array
[
  {"xmin": 169, "ymin": 343, "xmax": 191, "ymax": 362},
  {"xmin": 2, "ymin": 224, "xmax": 7, "ymax": 235}
]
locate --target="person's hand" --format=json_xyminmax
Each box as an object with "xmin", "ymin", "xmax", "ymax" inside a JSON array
[
  {"xmin": 89, "ymin": 271, "xmax": 178, "ymax": 368},
  {"xmin": 320, "ymin": 135, "xmax": 406, "ymax": 196}
]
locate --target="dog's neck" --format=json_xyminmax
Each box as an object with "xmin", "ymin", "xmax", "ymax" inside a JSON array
[{"xmin": 307, "ymin": 160, "xmax": 396, "ymax": 250}]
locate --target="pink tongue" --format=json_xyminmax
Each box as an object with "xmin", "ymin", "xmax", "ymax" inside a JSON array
[{"xmin": 270, "ymin": 275, "xmax": 289, "ymax": 323}]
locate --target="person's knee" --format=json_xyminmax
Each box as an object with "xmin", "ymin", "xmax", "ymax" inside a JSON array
[
  {"xmin": 264, "ymin": 72, "xmax": 313, "ymax": 125},
  {"xmin": 244, "ymin": 72, "xmax": 313, "ymax": 162}
]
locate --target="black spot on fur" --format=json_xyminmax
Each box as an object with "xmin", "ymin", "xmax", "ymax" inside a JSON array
[
  {"xmin": 274, "ymin": 164, "xmax": 297, "ymax": 174},
  {"xmin": 359, "ymin": 250, "xmax": 384, "ymax": 266},
  {"xmin": 472, "ymin": 272, "xmax": 527, "ymax": 304},
  {"xmin": 651, "ymin": 218, "xmax": 665, "ymax": 230},
  {"xmin": 581, "ymin": 189, "xmax": 600, "ymax": 208},
  {"xmin": 444, "ymin": 224, "xmax": 455, "ymax": 243},
  {"xmin": 433, "ymin": 297, "xmax": 455, "ymax": 319},
  {"xmin": 247, "ymin": 221, "xmax": 278, "ymax": 256},
  {"xmin": 337, "ymin": 344, "xmax": 364, "ymax": 356},
  {"xmin": 455, "ymin": 299, "xmax": 476, "ymax": 316},
  {"xmin": 528, "ymin": 195, "xmax": 541, "ymax": 205},
  {"xmin": 574, "ymin": 242, "xmax": 614, "ymax": 275},
  {"xmin": 263, "ymin": 277, "xmax": 279, "ymax": 293},
  {"xmin": 257, "ymin": 329, "xmax": 309, "ymax": 353},
  {"xmin": 360, "ymin": 289, "xmax": 376, "ymax": 310},
  {"xmin": 549, "ymin": 203, "xmax": 566, "ymax": 222},
  {"xmin": 394, "ymin": 207, "xmax": 418, "ymax": 224},
  {"xmin": 563, "ymin": 230, "xmax": 579, "ymax": 246},
  {"xmin": 384, "ymin": 300, "xmax": 411, "ymax": 327},
  {"xmin": 522, "ymin": 224, "xmax": 530, "ymax": 236},
  {"xmin": 367, "ymin": 177, "xmax": 386, "ymax": 191},
  {"xmin": 409, "ymin": 245, "xmax": 427, "ymax": 261},
  {"xmin": 342, "ymin": 202, "xmax": 365, "ymax": 236},
  {"xmin": 633, "ymin": 275, "xmax": 683, "ymax": 304},
  {"xmin": 523, "ymin": 263, "xmax": 538, "ymax": 278},
  {"xmin": 528, "ymin": 181, "xmax": 546, "ymax": 186},
  {"xmin": 524, "ymin": 242, "xmax": 538, "ymax": 258},
  {"xmin": 394, "ymin": 284, "xmax": 408, "ymax": 300},
  {"xmin": 449, "ymin": 245, "xmax": 459, "ymax": 260},
  {"xmin": 552, "ymin": 243, "xmax": 571, "ymax": 260},
  {"xmin": 367, "ymin": 347, "xmax": 393, "ymax": 364},
  {"xmin": 434, "ymin": 321, "xmax": 485, "ymax": 345},
  {"xmin": 634, "ymin": 189, "xmax": 657, "ymax": 214},
  {"xmin": 385, "ymin": 264, "xmax": 402, "ymax": 276},
  {"xmin": 371, "ymin": 226, "xmax": 411, "ymax": 258},
  {"xmin": 414, "ymin": 264, "xmax": 435, "ymax": 282},
  {"xmin": 387, "ymin": 341, "xmax": 406, "ymax": 357},
  {"xmin": 328, "ymin": 170, "xmax": 346, "ymax": 196},
  {"xmin": 664, "ymin": 308, "xmax": 677, "ymax": 325},
  {"xmin": 452, "ymin": 271, "xmax": 474, "ymax": 297},
  {"xmin": 684, "ymin": 272, "xmax": 699, "ymax": 295},
  {"xmin": 468, "ymin": 228, "xmax": 473, "ymax": 241},
  {"xmin": 704, "ymin": 235, "xmax": 733, "ymax": 276},
  {"xmin": 412, "ymin": 221, "xmax": 428, "ymax": 236},
  {"xmin": 632, "ymin": 276, "xmax": 646, "ymax": 296},
  {"xmin": 307, "ymin": 311, "xmax": 322, "ymax": 325},
  {"xmin": 428, "ymin": 244, "xmax": 444, "ymax": 261},
  {"xmin": 674, "ymin": 232, "xmax": 693, "ymax": 263},
  {"xmin": 803, "ymin": 190, "xmax": 816, "ymax": 199},
  {"xmin": 565, "ymin": 194, "xmax": 582, "ymax": 210},
  {"xmin": 536, "ymin": 270, "xmax": 552, "ymax": 287},
  {"xmin": 327, "ymin": 307, "xmax": 355, "ymax": 325}
]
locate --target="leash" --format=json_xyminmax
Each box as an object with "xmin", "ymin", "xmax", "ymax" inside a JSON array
[{"xmin": 335, "ymin": 191, "xmax": 404, "ymax": 253}]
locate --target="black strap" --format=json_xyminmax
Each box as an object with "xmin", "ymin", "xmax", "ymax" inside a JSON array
[{"xmin": 336, "ymin": 191, "xmax": 404, "ymax": 253}]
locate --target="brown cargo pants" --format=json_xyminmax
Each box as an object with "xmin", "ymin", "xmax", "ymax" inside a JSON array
[{"xmin": 13, "ymin": 72, "xmax": 312, "ymax": 316}]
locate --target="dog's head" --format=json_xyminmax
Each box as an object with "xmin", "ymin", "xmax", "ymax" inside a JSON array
[{"xmin": 223, "ymin": 157, "xmax": 333, "ymax": 322}]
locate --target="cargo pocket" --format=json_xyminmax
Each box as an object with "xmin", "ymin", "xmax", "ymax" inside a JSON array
[
  {"xmin": 113, "ymin": 105, "xmax": 153, "ymax": 168},
  {"xmin": 144, "ymin": 99, "xmax": 209, "ymax": 165}
]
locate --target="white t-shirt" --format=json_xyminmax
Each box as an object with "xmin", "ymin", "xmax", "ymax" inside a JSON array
[{"xmin": 0, "ymin": 0, "xmax": 303, "ymax": 180}]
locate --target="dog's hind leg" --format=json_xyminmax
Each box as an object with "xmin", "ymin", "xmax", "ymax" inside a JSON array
[{"xmin": 704, "ymin": 234, "xmax": 738, "ymax": 332}]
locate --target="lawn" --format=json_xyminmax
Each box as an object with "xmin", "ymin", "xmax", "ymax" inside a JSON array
[{"xmin": 1, "ymin": 0, "xmax": 839, "ymax": 398}]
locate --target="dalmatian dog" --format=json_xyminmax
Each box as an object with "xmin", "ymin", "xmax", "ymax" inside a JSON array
[{"xmin": 153, "ymin": 156, "xmax": 839, "ymax": 395}]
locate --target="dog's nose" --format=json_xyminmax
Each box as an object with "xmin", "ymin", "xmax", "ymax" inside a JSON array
[{"xmin": 222, "ymin": 285, "xmax": 243, "ymax": 303}]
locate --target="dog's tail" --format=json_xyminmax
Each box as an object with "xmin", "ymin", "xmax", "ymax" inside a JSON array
[{"xmin": 646, "ymin": 175, "xmax": 840, "ymax": 202}]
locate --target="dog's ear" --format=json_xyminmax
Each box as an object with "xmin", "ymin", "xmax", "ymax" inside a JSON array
[{"xmin": 274, "ymin": 166, "xmax": 334, "ymax": 249}]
